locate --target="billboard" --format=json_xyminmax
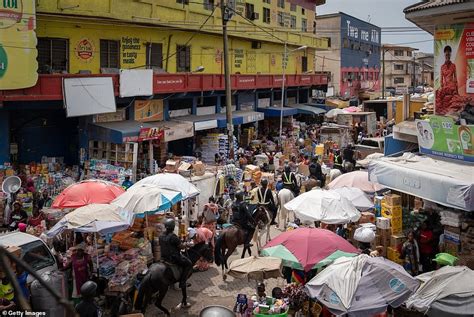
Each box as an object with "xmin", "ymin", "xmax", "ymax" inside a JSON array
[
  {"xmin": 0, "ymin": 0, "xmax": 38, "ymax": 89},
  {"xmin": 434, "ymin": 23, "xmax": 474, "ymax": 115},
  {"xmin": 416, "ymin": 115, "xmax": 473, "ymax": 162},
  {"xmin": 135, "ymin": 99, "xmax": 164, "ymax": 122}
]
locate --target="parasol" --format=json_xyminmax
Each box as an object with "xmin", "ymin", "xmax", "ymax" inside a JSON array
[
  {"xmin": 331, "ymin": 187, "xmax": 374, "ymax": 211},
  {"xmin": 325, "ymin": 108, "xmax": 345, "ymax": 119},
  {"xmin": 52, "ymin": 179, "xmax": 125, "ymax": 209},
  {"xmin": 284, "ymin": 189, "xmax": 360, "ymax": 224},
  {"xmin": 228, "ymin": 256, "xmax": 282, "ymax": 281},
  {"xmin": 327, "ymin": 170, "xmax": 386, "ymax": 193},
  {"xmin": 133, "ymin": 173, "xmax": 199, "ymax": 199},
  {"xmin": 305, "ymin": 255, "xmax": 419, "ymax": 317},
  {"xmin": 261, "ymin": 228, "xmax": 358, "ymax": 272}
]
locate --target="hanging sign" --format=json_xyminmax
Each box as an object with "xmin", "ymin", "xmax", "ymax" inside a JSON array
[{"xmin": 138, "ymin": 127, "xmax": 164, "ymax": 141}]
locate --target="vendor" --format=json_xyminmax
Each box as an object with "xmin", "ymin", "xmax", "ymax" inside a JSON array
[
  {"xmin": 28, "ymin": 205, "xmax": 45, "ymax": 227},
  {"xmin": 64, "ymin": 244, "xmax": 93, "ymax": 300},
  {"xmin": 121, "ymin": 176, "xmax": 133, "ymax": 190},
  {"xmin": 38, "ymin": 190, "xmax": 53, "ymax": 209},
  {"xmin": 400, "ymin": 231, "xmax": 420, "ymax": 276},
  {"xmin": 9, "ymin": 201, "xmax": 28, "ymax": 231}
]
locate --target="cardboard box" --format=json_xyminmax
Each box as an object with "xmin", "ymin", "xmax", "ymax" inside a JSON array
[
  {"xmin": 445, "ymin": 241, "xmax": 460, "ymax": 256},
  {"xmin": 297, "ymin": 164, "xmax": 310, "ymax": 177},
  {"xmin": 358, "ymin": 211, "xmax": 376, "ymax": 224},
  {"xmin": 387, "ymin": 247, "xmax": 402, "ymax": 263},
  {"xmin": 245, "ymin": 164, "xmax": 260, "ymax": 173},
  {"xmin": 377, "ymin": 228, "xmax": 391, "ymax": 246},
  {"xmin": 192, "ymin": 161, "xmax": 205, "ymax": 176},
  {"xmin": 381, "ymin": 203, "xmax": 402, "ymax": 218},
  {"xmin": 383, "ymin": 194, "xmax": 401, "ymax": 206},
  {"xmin": 376, "ymin": 217, "xmax": 390, "ymax": 229},
  {"xmin": 390, "ymin": 233, "xmax": 406, "ymax": 249},
  {"xmin": 390, "ymin": 216, "xmax": 403, "ymax": 234},
  {"xmin": 165, "ymin": 160, "xmax": 179, "ymax": 173}
]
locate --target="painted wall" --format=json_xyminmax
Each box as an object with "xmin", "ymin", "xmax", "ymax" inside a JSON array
[{"xmin": 37, "ymin": 17, "xmax": 316, "ymax": 75}]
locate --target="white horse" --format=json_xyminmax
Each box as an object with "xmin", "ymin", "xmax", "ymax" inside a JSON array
[
  {"xmin": 252, "ymin": 205, "xmax": 273, "ymax": 252},
  {"xmin": 277, "ymin": 188, "xmax": 295, "ymax": 230},
  {"xmin": 328, "ymin": 169, "xmax": 342, "ymax": 182}
]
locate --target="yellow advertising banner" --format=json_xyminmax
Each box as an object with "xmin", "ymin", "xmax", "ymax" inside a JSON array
[
  {"xmin": 134, "ymin": 99, "xmax": 164, "ymax": 122},
  {"xmin": 0, "ymin": 0, "xmax": 38, "ymax": 89}
]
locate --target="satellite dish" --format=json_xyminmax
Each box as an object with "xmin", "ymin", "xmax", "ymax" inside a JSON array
[{"xmin": 2, "ymin": 176, "xmax": 22, "ymax": 194}]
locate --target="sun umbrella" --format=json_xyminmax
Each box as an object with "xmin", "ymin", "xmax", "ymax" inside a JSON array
[
  {"xmin": 327, "ymin": 170, "xmax": 386, "ymax": 193},
  {"xmin": 284, "ymin": 189, "xmax": 360, "ymax": 224},
  {"xmin": 405, "ymin": 266, "xmax": 474, "ymax": 316},
  {"xmin": 261, "ymin": 228, "xmax": 359, "ymax": 272},
  {"xmin": 46, "ymin": 204, "xmax": 133, "ymax": 237},
  {"xmin": 344, "ymin": 106, "xmax": 361, "ymax": 113},
  {"xmin": 305, "ymin": 255, "xmax": 420, "ymax": 317},
  {"xmin": 228, "ymin": 256, "xmax": 282, "ymax": 281},
  {"xmin": 52, "ymin": 179, "xmax": 125, "ymax": 209},
  {"xmin": 133, "ymin": 173, "xmax": 199, "ymax": 199},
  {"xmin": 331, "ymin": 187, "xmax": 374, "ymax": 211},
  {"xmin": 325, "ymin": 108, "xmax": 345, "ymax": 119},
  {"xmin": 111, "ymin": 183, "xmax": 182, "ymax": 215},
  {"xmin": 356, "ymin": 152, "xmax": 384, "ymax": 169}
]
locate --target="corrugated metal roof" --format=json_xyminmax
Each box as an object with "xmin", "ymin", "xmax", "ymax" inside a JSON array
[{"xmin": 404, "ymin": 0, "xmax": 466, "ymax": 13}]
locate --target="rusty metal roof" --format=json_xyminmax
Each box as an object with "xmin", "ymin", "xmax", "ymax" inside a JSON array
[{"xmin": 404, "ymin": 0, "xmax": 467, "ymax": 13}]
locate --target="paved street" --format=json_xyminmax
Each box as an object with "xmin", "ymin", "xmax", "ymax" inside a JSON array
[{"xmin": 146, "ymin": 226, "xmax": 286, "ymax": 316}]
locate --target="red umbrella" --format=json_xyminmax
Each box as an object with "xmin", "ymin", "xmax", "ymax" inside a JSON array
[
  {"xmin": 52, "ymin": 179, "xmax": 125, "ymax": 209},
  {"xmin": 262, "ymin": 228, "xmax": 358, "ymax": 272}
]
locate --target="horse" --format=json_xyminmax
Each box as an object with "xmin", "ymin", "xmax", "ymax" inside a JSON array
[
  {"xmin": 277, "ymin": 188, "xmax": 295, "ymax": 230},
  {"xmin": 328, "ymin": 169, "xmax": 342, "ymax": 182},
  {"xmin": 252, "ymin": 205, "xmax": 273, "ymax": 252},
  {"xmin": 342, "ymin": 160, "xmax": 354, "ymax": 173},
  {"xmin": 134, "ymin": 242, "xmax": 213, "ymax": 316},
  {"xmin": 214, "ymin": 206, "xmax": 270, "ymax": 279}
]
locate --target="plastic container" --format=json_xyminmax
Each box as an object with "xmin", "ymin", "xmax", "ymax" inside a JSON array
[{"xmin": 253, "ymin": 309, "xmax": 289, "ymax": 317}]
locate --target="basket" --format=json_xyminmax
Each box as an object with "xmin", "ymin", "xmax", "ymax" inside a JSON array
[{"xmin": 253, "ymin": 309, "xmax": 289, "ymax": 317}]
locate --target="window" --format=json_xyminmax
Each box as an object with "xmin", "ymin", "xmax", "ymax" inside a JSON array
[
  {"xmin": 290, "ymin": 16, "xmax": 296, "ymax": 29},
  {"xmin": 277, "ymin": 0, "xmax": 285, "ymax": 9},
  {"xmin": 176, "ymin": 45, "xmax": 191, "ymax": 72},
  {"xmin": 394, "ymin": 64, "xmax": 404, "ymax": 71},
  {"xmin": 290, "ymin": 3, "xmax": 296, "ymax": 11},
  {"xmin": 100, "ymin": 40, "xmax": 120, "ymax": 68},
  {"xmin": 146, "ymin": 43, "xmax": 163, "ymax": 68},
  {"xmin": 21, "ymin": 241, "xmax": 56, "ymax": 271},
  {"xmin": 406, "ymin": 51, "xmax": 412, "ymax": 57},
  {"xmin": 277, "ymin": 12, "xmax": 284, "ymax": 26},
  {"xmin": 176, "ymin": 0, "xmax": 189, "ymax": 4},
  {"xmin": 301, "ymin": 8, "xmax": 305, "ymax": 15},
  {"xmin": 301, "ymin": 18, "xmax": 307, "ymax": 32},
  {"xmin": 394, "ymin": 77, "xmax": 404, "ymax": 84},
  {"xmin": 203, "ymin": 0, "xmax": 214, "ymax": 10},
  {"xmin": 263, "ymin": 7, "xmax": 271, "ymax": 23},
  {"xmin": 301, "ymin": 56, "xmax": 308, "ymax": 73},
  {"xmin": 37, "ymin": 38, "xmax": 69, "ymax": 74},
  {"xmin": 394, "ymin": 49, "xmax": 404, "ymax": 56},
  {"xmin": 313, "ymin": 21, "xmax": 317, "ymax": 34},
  {"xmin": 263, "ymin": 0, "xmax": 271, "ymax": 3},
  {"xmin": 245, "ymin": 3, "xmax": 255, "ymax": 20},
  {"xmin": 325, "ymin": 37, "xmax": 331, "ymax": 48}
]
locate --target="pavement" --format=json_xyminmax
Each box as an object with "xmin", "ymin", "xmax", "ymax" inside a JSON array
[{"xmin": 145, "ymin": 225, "xmax": 286, "ymax": 316}]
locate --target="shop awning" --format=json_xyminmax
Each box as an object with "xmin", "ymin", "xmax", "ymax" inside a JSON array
[
  {"xmin": 232, "ymin": 110, "xmax": 264, "ymax": 124},
  {"xmin": 288, "ymin": 104, "xmax": 327, "ymax": 115},
  {"xmin": 89, "ymin": 120, "xmax": 154, "ymax": 144},
  {"xmin": 257, "ymin": 106, "xmax": 298, "ymax": 118},
  {"xmin": 179, "ymin": 111, "xmax": 264, "ymax": 131},
  {"xmin": 178, "ymin": 114, "xmax": 220, "ymax": 131},
  {"xmin": 144, "ymin": 120, "xmax": 194, "ymax": 142},
  {"xmin": 368, "ymin": 154, "xmax": 474, "ymax": 211}
]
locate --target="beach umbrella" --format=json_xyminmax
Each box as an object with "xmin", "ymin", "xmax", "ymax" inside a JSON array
[
  {"xmin": 52, "ymin": 179, "xmax": 125, "ymax": 209},
  {"xmin": 228, "ymin": 256, "xmax": 282, "ymax": 281},
  {"xmin": 356, "ymin": 153, "xmax": 384, "ymax": 169},
  {"xmin": 284, "ymin": 189, "xmax": 360, "ymax": 224},
  {"xmin": 344, "ymin": 106, "xmax": 361, "ymax": 113},
  {"xmin": 261, "ymin": 228, "xmax": 358, "ymax": 272},
  {"xmin": 331, "ymin": 187, "xmax": 374, "ymax": 211},
  {"xmin": 327, "ymin": 170, "xmax": 386, "ymax": 194},
  {"xmin": 405, "ymin": 266, "xmax": 474, "ymax": 317},
  {"xmin": 46, "ymin": 204, "xmax": 133, "ymax": 237},
  {"xmin": 133, "ymin": 172, "xmax": 199, "ymax": 199},
  {"xmin": 325, "ymin": 108, "xmax": 345, "ymax": 119},
  {"xmin": 305, "ymin": 255, "xmax": 419, "ymax": 317},
  {"xmin": 111, "ymin": 183, "xmax": 182, "ymax": 215}
]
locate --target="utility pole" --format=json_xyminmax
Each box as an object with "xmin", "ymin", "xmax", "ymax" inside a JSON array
[
  {"xmin": 279, "ymin": 42, "xmax": 287, "ymax": 143},
  {"xmin": 412, "ymin": 55, "xmax": 416, "ymax": 90},
  {"xmin": 221, "ymin": 0, "xmax": 234, "ymax": 160},
  {"xmin": 381, "ymin": 45, "xmax": 385, "ymax": 99}
]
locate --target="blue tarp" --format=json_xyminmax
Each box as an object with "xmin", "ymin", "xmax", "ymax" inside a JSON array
[{"xmin": 257, "ymin": 107, "xmax": 298, "ymax": 117}]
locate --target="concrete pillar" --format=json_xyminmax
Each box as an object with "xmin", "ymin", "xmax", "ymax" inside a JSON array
[
  {"xmin": 0, "ymin": 109, "xmax": 10, "ymax": 164},
  {"xmin": 191, "ymin": 96, "xmax": 197, "ymax": 115}
]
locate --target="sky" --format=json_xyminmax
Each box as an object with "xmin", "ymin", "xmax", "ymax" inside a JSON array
[{"xmin": 317, "ymin": 0, "xmax": 434, "ymax": 53}]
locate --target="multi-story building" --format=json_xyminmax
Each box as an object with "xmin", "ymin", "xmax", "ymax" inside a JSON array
[
  {"xmin": 381, "ymin": 44, "xmax": 418, "ymax": 93},
  {"xmin": 414, "ymin": 52, "xmax": 434, "ymax": 87},
  {"xmin": 315, "ymin": 12, "xmax": 381, "ymax": 99},
  {"xmin": 0, "ymin": 0, "xmax": 329, "ymax": 169}
]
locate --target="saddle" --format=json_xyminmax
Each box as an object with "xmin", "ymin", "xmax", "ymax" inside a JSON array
[{"xmin": 160, "ymin": 260, "xmax": 182, "ymax": 281}]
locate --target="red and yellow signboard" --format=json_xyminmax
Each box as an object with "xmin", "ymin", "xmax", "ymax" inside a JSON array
[
  {"xmin": 134, "ymin": 99, "xmax": 164, "ymax": 122},
  {"xmin": 138, "ymin": 127, "xmax": 164, "ymax": 141}
]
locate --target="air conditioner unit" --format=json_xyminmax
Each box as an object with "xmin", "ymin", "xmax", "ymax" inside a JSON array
[
  {"xmin": 251, "ymin": 12, "xmax": 259, "ymax": 20},
  {"xmin": 251, "ymin": 41, "xmax": 262, "ymax": 49}
]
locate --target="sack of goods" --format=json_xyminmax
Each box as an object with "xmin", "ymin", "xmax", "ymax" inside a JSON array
[{"xmin": 354, "ymin": 224, "xmax": 376, "ymax": 243}]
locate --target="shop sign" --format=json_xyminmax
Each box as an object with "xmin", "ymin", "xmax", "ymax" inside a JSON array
[
  {"xmin": 135, "ymin": 99, "xmax": 164, "ymax": 122},
  {"xmin": 242, "ymin": 112, "xmax": 263, "ymax": 124},
  {"xmin": 75, "ymin": 38, "xmax": 95, "ymax": 62},
  {"xmin": 94, "ymin": 108, "xmax": 126, "ymax": 123},
  {"xmin": 0, "ymin": 0, "xmax": 38, "ymax": 89},
  {"xmin": 444, "ymin": 229, "xmax": 461, "ymax": 245},
  {"xmin": 434, "ymin": 23, "xmax": 474, "ymax": 115},
  {"xmin": 415, "ymin": 115, "xmax": 474, "ymax": 162},
  {"xmin": 164, "ymin": 123, "xmax": 194, "ymax": 142},
  {"xmin": 138, "ymin": 127, "xmax": 164, "ymax": 141},
  {"xmin": 194, "ymin": 120, "xmax": 217, "ymax": 131},
  {"xmin": 123, "ymin": 136, "xmax": 139, "ymax": 142}
]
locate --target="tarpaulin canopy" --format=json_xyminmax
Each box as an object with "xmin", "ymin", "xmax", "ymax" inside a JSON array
[
  {"xmin": 228, "ymin": 256, "xmax": 282, "ymax": 280},
  {"xmin": 133, "ymin": 173, "xmax": 199, "ymax": 199},
  {"xmin": 331, "ymin": 187, "xmax": 374, "ymax": 211},
  {"xmin": 328, "ymin": 170, "xmax": 386, "ymax": 194},
  {"xmin": 368, "ymin": 153, "xmax": 474, "ymax": 211}
]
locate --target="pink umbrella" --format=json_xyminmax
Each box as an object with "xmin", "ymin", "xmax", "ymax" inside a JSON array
[
  {"xmin": 327, "ymin": 170, "xmax": 385, "ymax": 193},
  {"xmin": 262, "ymin": 228, "xmax": 358, "ymax": 272},
  {"xmin": 52, "ymin": 179, "xmax": 125, "ymax": 209},
  {"xmin": 344, "ymin": 106, "xmax": 361, "ymax": 113}
]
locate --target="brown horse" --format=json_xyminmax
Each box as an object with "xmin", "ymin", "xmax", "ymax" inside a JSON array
[{"xmin": 214, "ymin": 205, "xmax": 270, "ymax": 279}]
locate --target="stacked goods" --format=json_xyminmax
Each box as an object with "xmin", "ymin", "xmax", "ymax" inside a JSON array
[
  {"xmin": 387, "ymin": 246, "xmax": 403, "ymax": 265},
  {"xmin": 358, "ymin": 212, "xmax": 376, "ymax": 225},
  {"xmin": 440, "ymin": 210, "xmax": 466, "ymax": 257},
  {"xmin": 381, "ymin": 194, "xmax": 402, "ymax": 234},
  {"xmin": 374, "ymin": 196, "xmax": 384, "ymax": 217},
  {"xmin": 375, "ymin": 227, "xmax": 391, "ymax": 257},
  {"xmin": 460, "ymin": 226, "xmax": 474, "ymax": 255},
  {"xmin": 200, "ymin": 133, "xmax": 238, "ymax": 164}
]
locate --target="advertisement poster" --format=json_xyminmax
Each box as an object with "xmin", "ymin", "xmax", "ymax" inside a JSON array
[
  {"xmin": 416, "ymin": 116, "xmax": 473, "ymax": 162},
  {"xmin": 135, "ymin": 99, "xmax": 164, "ymax": 122},
  {"xmin": 138, "ymin": 127, "xmax": 164, "ymax": 141},
  {"xmin": 434, "ymin": 23, "xmax": 474, "ymax": 116},
  {"xmin": 0, "ymin": 0, "xmax": 38, "ymax": 89}
]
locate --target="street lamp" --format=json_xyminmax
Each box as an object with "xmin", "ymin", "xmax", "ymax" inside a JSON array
[{"xmin": 279, "ymin": 44, "xmax": 307, "ymax": 143}]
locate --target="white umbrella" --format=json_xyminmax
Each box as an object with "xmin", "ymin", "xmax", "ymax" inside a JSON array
[
  {"xmin": 331, "ymin": 187, "xmax": 374, "ymax": 211},
  {"xmin": 133, "ymin": 173, "xmax": 200, "ymax": 199},
  {"xmin": 306, "ymin": 255, "xmax": 420, "ymax": 317},
  {"xmin": 46, "ymin": 204, "xmax": 133, "ymax": 237},
  {"xmin": 228, "ymin": 256, "xmax": 282, "ymax": 281},
  {"xmin": 284, "ymin": 189, "xmax": 360, "ymax": 224},
  {"xmin": 325, "ymin": 108, "xmax": 345, "ymax": 119},
  {"xmin": 111, "ymin": 183, "xmax": 182, "ymax": 215},
  {"xmin": 327, "ymin": 170, "xmax": 386, "ymax": 193}
]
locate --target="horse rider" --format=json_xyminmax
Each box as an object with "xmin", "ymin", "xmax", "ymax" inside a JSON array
[
  {"xmin": 309, "ymin": 157, "xmax": 325, "ymax": 187},
  {"xmin": 231, "ymin": 191, "xmax": 255, "ymax": 248},
  {"xmin": 343, "ymin": 144, "xmax": 356, "ymax": 166},
  {"xmin": 257, "ymin": 179, "xmax": 277, "ymax": 225},
  {"xmin": 334, "ymin": 149, "xmax": 343, "ymax": 171},
  {"xmin": 282, "ymin": 165, "xmax": 299, "ymax": 196},
  {"xmin": 159, "ymin": 218, "xmax": 193, "ymax": 291}
]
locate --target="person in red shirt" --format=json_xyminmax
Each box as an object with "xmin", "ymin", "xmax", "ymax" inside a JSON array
[
  {"xmin": 28, "ymin": 205, "xmax": 45, "ymax": 227},
  {"xmin": 419, "ymin": 221, "xmax": 434, "ymax": 272}
]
